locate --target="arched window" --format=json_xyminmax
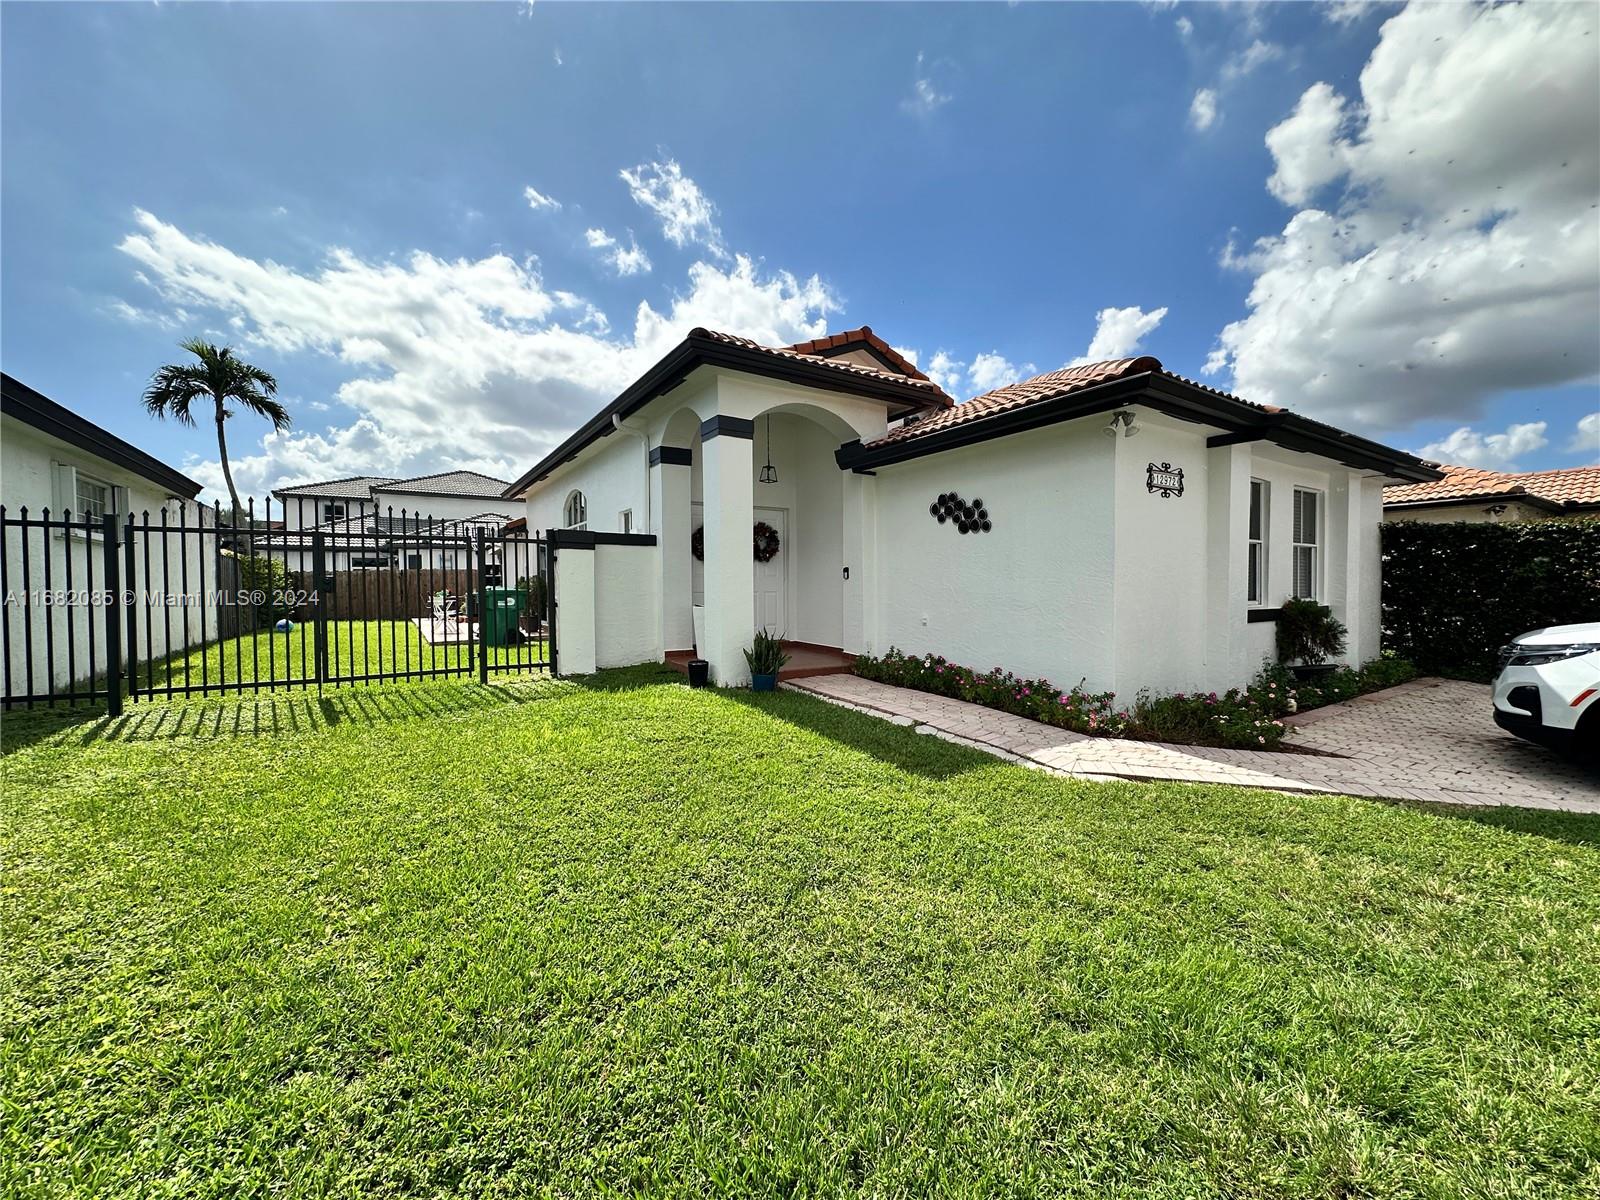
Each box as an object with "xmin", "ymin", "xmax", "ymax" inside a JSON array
[{"xmin": 563, "ymin": 490, "xmax": 588, "ymax": 530}]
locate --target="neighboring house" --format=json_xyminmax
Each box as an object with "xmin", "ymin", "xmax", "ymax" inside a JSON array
[
  {"xmin": 264, "ymin": 470, "xmax": 523, "ymax": 571},
  {"xmin": 1383, "ymin": 464, "xmax": 1600, "ymax": 523},
  {"xmin": 1, "ymin": 372, "xmax": 215, "ymax": 696},
  {"xmin": 271, "ymin": 475, "xmax": 396, "ymax": 530},
  {"xmin": 255, "ymin": 510, "xmax": 516, "ymax": 573},
  {"xmin": 505, "ymin": 325, "xmax": 1441, "ymax": 692}
]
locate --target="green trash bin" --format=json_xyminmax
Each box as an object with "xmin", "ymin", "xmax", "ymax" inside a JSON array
[{"xmin": 482, "ymin": 587, "xmax": 524, "ymax": 646}]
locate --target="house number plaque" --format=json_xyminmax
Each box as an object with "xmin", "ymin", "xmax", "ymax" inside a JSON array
[{"xmin": 1146, "ymin": 462, "xmax": 1184, "ymax": 498}]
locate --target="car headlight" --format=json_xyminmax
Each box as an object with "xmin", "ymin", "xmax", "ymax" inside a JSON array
[{"xmin": 1501, "ymin": 643, "xmax": 1600, "ymax": 667}]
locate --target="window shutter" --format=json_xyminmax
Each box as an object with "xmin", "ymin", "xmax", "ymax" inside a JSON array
[
  {"xmin": 51, "ymin": 463, "xmax": 77, "ymax": 516},
  {"xmin": 1294, "ymin": 490, "xmax": 1318, "ymax": 545},
  {"xmin": 112, "ymin": 486, "xmax": 130, "ymax": 517}
]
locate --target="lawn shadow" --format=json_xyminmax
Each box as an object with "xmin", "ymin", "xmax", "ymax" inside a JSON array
[
  {"xmin": 3, "ymin": 677, "xmax": 572, "ymax": 751},
  {"xmin": 1397, "ymin": 798, "xmax": 1600, "ymax": 849},
  {"xmin": 719, "ymin": 687, "xmax": 999, "ymax": 782}
]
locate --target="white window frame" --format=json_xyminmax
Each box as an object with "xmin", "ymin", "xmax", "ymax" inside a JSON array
[
  {"xmin": 618, "ymin": 508, "xmax": 633, "ymax": 534},
  {"xmin": 1247, "ymin": 479, "xmax": 1268, "ymax": 606},
  {"xmin": 563, "ymin": 490, "xmax": 588, "ymax": 530},
  {"xmin": 1292, "ymin": 487, "xmax": 1322, "ymax": 601},
  {"xmin": 75, "ymin": 472, "xmax": 112, "ymax": 521}
]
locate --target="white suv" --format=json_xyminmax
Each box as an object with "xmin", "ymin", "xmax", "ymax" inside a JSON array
[{"xmin": 1492, "ymin": 621, "xmax": 1600, "ymax": 754}]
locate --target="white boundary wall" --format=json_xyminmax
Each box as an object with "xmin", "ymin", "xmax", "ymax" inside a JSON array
[{"xmin": 550, "ymin": 532, "xmax": 662, "ymax": 676}]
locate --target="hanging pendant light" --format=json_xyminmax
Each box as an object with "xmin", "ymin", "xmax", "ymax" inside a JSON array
[{"xmin": 759, "ymin": 413, "xmax": 778, "ymax": 484}]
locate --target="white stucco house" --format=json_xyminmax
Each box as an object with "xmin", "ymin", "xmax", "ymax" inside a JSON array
[
  {"xmin": 2, "ymin": 372, "xmax": 214, "ymax": 697},
  {"xmin": 265, "ymin": 470, "xmax": 521, "ymax": 572},
  {"xmin": 505, "ymin": 327, "xmax": 1441, "ymax": 691}
]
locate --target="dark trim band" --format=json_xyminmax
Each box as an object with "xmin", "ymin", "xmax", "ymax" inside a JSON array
[
  {"xmin": 649, "ymin": 445, "xmax": 693, "ymax": 467},
  {"xmin": 548, "ymin": 529, "xmax": 659, "ymax": 550},
  {"xmin": 700, "ymin": 415, "xmax": 754, "ymax": 441},
  {"xmin": 1246, "ymin": 607, "xmax": 1281, "ymax": 623}
]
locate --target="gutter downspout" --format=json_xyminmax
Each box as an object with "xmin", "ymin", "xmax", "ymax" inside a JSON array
[{"xmin": 612, "ymin": 413, "xmax": 652, "ymax": 533}]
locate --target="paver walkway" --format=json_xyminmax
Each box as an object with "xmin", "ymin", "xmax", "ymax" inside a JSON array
[{"xmin": 785, "ymin": 674, "xmax": 1600, "ymax": 813}]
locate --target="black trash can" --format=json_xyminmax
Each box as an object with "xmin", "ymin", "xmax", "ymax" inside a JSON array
[{"xmin": 687, "ymin": 659, "xmax": 710, "ymax": 688}]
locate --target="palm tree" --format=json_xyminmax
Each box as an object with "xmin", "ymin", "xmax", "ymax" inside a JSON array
[{"xmin": 143, "ymin": 339, "xmax": 290, "ymax": 519}]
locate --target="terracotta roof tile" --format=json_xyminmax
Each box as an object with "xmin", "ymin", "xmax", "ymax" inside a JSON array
[
  {"xmin": 694, "ymin": 327, "xmax": 952, "ymax": 408},
  {"xmin": 1384, "ymin": 464, "xmax": 1600, "ymax": 508},
  {"xmin": 865, "ymin": 357, "xmax": 1163, "ymax": 446},
  {"xmin": 784, "ymin": 325, "xmax": 935, "ymax": 387}
]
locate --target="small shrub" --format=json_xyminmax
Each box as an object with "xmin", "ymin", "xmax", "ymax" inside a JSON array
[
  {"xmin": 744, "ymin": 628, "xmax": 790, "ymax": 677},
  {"xmin": 853, "ymin": 649, "xmax": 1420, "ymax": 751},
  {"xmin": 1275, "ymin": 599, "xmax": 1348, "ymax": 665},
  {"xmin": 235, "ymin": 554, "xmax": 292, "ymax": 628}
]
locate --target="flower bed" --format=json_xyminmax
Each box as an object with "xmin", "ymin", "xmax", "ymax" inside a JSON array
[{"xmin": 852, "ymin": 649, "xmax": 1418, "ymax": 751}]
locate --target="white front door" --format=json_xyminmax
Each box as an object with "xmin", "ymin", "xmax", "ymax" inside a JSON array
[{"xmin": 754, "ymin": 506, "xmax": 787, "ymax": 637}]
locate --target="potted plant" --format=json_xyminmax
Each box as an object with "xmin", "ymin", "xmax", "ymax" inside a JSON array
[
  {"xmin": 743, "ymin": 628, "xmax": 790, "ymax": 691},
  {"xmin": 1275, "ymin": 598, "xmax": 1348, "ymax": 680}
]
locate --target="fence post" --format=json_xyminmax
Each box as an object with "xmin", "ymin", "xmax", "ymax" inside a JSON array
[
  {"xmin": 311, "ymin": 531, "xmax": 328, "ymax": 687},
  {"xmin": 101, "ymin": 513, "xmax": 123, "ymax": 718},
  {"xmin": 476, "ymin": 529, "xmax": 489, "ymax": 685},
  {"xmin": 123, "ymin": 514, "xmax": 138, "ymax": 704}
]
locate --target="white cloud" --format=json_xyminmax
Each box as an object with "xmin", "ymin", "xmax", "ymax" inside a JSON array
[
  {"xmin": 1175, "ymin": 16, "xmax": 1194, "ymax": 40},
  {"xmin": 1417, "ymin": 421, "xmax": 1548, "ymax": 470},
  {"xmin": 901, "ymin": 52, "xmax": 952, "ymax": 117},
  {"xmin": 584, "ymin": 227, "xmax": 651, "ymax": 277},
  {"xmin": 1570, "ymin": 412, "xmax": 1600, "ymax": 460},
  {"xmin": 523, "ymin": 186, "xmax": 561, "ymax": 212},
  {"xmin": 1263, "ymin": 82, "xmax": 1347, "ymax": 206},
  {"xmin": 1221, "ymin": 39, "xmax": 1283, "ymax": 82},
  {"xmin": 1188, "ymin": 88, "xmax": 1218, "ymax": 132},
  {"xmin": 968, "ymin": 352, "xmax": 1035, "ymax": 393},
  {"xmin": 115, "ymin": 210, "xmax": 835, "ymax": 501},
  {"xmin": 619, "ymin": 159, "xmax": 725, "ymax": 257},
  {"xmin": 1206, "ymin": 1, "xmax": 1600, "ymax": 435},
  {"xmin": 924, "ymin": 351, "xmax": 966, "ymax": 398},
  {"xmin": 1070, "ymin": 305, "xmax": 1169, "ymax": 365},
  {"xmin": 1321, "ymin": 1, "xmax": 1381, "ymax": 26}
]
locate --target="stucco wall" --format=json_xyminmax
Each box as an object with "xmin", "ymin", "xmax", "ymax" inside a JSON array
[
  {"xmin": 2, "ymin": 419, "xmax": 218, "ymax": 696},
  {"xmin": 1112, "ymin": 418, "xmax": 1211, "ymax": 694},
  {"xmin": 1383, "ymin": 499, "xmax": 1551, "ymax": 524},
  {"xmin": 872, "ymin": 421, "xmax": 1118, "ymax": 691},
  {"xmin": 594, "ymin": 542, "xmax": 662, "ymax": 668}
]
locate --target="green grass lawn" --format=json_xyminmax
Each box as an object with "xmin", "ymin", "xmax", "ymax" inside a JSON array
[
  {"xmin": 4, "ymin": 667, "xmax": 1598, "ymax": 1198},
  {"xmin": 134, "ymin": 619, "xmax": 547, "ymax": 694}
]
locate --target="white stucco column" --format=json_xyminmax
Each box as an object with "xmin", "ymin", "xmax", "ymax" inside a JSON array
[
  {"xmin": 1204, "ymin": 442, "xmax": 1253, "ymax": 688},
  {"xmin": 1329, "ymin": 472, "xmax": 1381, "ymax": 666},
  {"xmin": 699, "ymin": 415, "xmax": 755, "ymax": 685},
  {"xmin": 840, "ymin": 470, "xmax": 874, "ymax": 656},
  {"xmin": 651, "ymin": 446, "xmax": 695, "ymax": 652}
]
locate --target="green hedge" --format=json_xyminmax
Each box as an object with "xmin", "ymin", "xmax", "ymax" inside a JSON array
[{"xmin": 1381, "ymin": 519, "xmax": 1600, "ymax": 680}]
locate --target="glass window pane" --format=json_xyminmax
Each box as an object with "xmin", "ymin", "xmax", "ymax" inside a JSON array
[{"xmin": 1249, "ymin": 481, "xmax": 1263, "ymax": 540}]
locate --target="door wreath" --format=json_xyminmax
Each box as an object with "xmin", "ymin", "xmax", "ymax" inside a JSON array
[{"xmin": 691, "ymin": 522, "xmax": 783, "ymax": 562}]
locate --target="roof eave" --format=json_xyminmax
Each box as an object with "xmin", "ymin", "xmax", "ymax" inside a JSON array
[
  {"xmin": 837, "ymin": 372, "xmax": 1444, "ymax": 484},
  {"xmin": 503, "ymin": 331, "xmax": 945, "ymax": 499}
]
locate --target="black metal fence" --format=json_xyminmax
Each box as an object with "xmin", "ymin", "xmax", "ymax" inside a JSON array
[{"xmin": 1, "ymin": 497, "xmax": 552, "ymax": 713}]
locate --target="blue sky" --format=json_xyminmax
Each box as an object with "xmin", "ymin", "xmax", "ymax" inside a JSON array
[{"xmin": 2, "ymin": 1, "xmax": 1596, "ymax": 499}]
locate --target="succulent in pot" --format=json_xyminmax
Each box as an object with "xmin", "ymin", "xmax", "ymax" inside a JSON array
[{"xmin": 744, "ymin": 628, "xmax": 791, "ymax": 691}]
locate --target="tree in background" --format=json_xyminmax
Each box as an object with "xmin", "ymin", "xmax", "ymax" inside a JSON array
[{"xmin": 143, "ymin": 339, "xmax": 289, "ymax": 519}]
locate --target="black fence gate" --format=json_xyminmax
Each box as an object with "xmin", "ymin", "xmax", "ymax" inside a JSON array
[{"xmin": 1, "ymin": 498, "xmax": 553, "ymax": 713}]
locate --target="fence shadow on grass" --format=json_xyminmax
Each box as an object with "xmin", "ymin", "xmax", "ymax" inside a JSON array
[{"xmin": 1, "ymin": 678, "xmax": 570, "ymax": 752}]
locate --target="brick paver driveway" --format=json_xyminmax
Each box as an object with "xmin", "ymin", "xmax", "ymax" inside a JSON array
[{"xmin": 787, "ymin": 675, "xmax": 1600, "ymax": 813}]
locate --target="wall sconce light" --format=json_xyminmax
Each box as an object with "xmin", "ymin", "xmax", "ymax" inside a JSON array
[
  {"xmin": 759, "ymin": 413, "xmax": 778, "ymax": 484},
  {"xmin": 1103, "ymin": 410, "xmax": 1141, "ymax": 438}
]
